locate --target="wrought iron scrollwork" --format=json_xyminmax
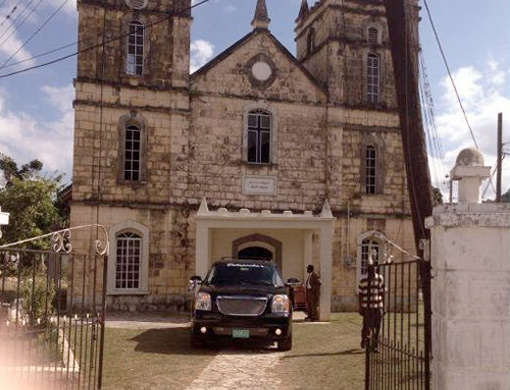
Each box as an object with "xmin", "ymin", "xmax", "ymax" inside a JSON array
[
  {"xmin": 0, "ymin": 224, "xmax": 110, "ymax": 256},
  {"xmin": 52, "ymin": 229, "xmax": 72, "ymax": 254}
]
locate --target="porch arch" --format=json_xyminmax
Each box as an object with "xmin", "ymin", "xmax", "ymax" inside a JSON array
[{"xmin": 232, "ymin": 233, "xmax": 282, "ymax": 270}]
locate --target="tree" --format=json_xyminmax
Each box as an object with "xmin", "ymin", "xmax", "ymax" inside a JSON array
[
  {"xmin": 502, "ymin": 188, "xmax": 510, "ymax": 203},
  {"xmin": 432, "ymin": 187, "xmax": 443, "ymax": 207},
  {"xmin": 0, "ymin": 154, "xmax": 68, "ymax": 248}
]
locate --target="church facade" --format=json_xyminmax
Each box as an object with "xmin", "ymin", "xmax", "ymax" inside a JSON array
[{"xmin": 70, "ymin": 0, "xmax": 417, "ymax": 318}]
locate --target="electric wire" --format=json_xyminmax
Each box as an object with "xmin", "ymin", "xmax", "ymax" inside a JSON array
[
  {"xmin": 422, "ymin": 0, "xmax": 479, "ymax": 151},
  {"xmin": 0, "ymin": 0, "xmax": 213, "ymax": 79},
  {"xmin": 0, "ymin": 0, "xmax": 22, "ymax": 33},
  {"xmin": 0, "ymin": 38, "xmax": 77, "ymax": 69},
  {"xmin": 0, "ymin": 0, "xmax": 42, "ymax": 49},
  {"xmin": 1, "ymin": 0, "xmax": 71, "ymax": 68}
]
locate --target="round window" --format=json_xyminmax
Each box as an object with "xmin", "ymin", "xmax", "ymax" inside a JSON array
[
  {"xmin": 125, "ymin": 0, "xmax": 148, "ymax": 10},
  {"xmin": 251, "ymin": 61, "xmax": 272, "ymax": 82}
]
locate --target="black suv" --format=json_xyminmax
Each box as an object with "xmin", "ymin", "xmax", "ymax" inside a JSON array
[{"xmin": 190, "ymin": 259, "xmax": 293, "ymax": 351}]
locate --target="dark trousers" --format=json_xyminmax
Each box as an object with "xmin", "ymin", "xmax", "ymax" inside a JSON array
[
  {"xmin": 306, "ymin": 288, "xmax": 320, "ymax": 320},
  {"xmin": 361, "ymin": 308, "xmax": 383, "ymax": 345}
]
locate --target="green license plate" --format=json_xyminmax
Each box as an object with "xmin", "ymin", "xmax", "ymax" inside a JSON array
[{"xmin": 232, "ymin": 329, "xmax": 250, "ymax": 339}]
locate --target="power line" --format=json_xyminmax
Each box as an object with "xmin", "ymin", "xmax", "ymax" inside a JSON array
[
  {"xmin": 0, "ymin": 40, "xmax": 77, "ymax": 69},
  {"xmin": 0, "ymin": 0, "xmax": 22, "ymax": 33},
  {"xmin": 422, "ymin": 0, "xmax": 479, "ymax": 150},
  {"xmin": 1, "ymin": 0, "xmax": 71, "ymax": 68},
  {"xmin": 0, "ymin": 0, "xmax": 42, "ymax": 48},
  {"xmin": 0, "ymin": 0, "xmax": 213, "ymax": 79}
]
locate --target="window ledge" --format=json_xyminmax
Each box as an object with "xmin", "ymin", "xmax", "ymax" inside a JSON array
[
  {"xmin": 117, "ymin": 179, "xmax": 148, "ymax": 187},
  {"xmin": 107, "ymin": 290, "xmax": 150, "ymax": 296},
  {"xmin": 242, "ymin": 161, "xmax": 278, "ymax": 168}
]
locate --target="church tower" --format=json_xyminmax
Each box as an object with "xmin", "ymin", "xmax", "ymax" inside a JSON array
[
  {"xmin": 295, "ymin": 0, "xmax": 401, "ymax": 108},
  {"xmin": 72, "ymin": 0, "xmax": 191, "ymax": 205}
]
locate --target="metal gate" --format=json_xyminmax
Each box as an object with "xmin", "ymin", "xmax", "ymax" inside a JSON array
[
  {"xmin": 364, "ymin": 256, "xmax": 431, "ymax": 389},
  {"xmin": 0, "ymin": 226, "xmax": 108, "ymax": 390}
]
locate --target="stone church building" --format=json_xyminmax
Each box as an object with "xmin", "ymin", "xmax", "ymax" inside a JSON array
[{"xmin": 70, "ymin": 0, "xmax": 417, "ymax": 319}]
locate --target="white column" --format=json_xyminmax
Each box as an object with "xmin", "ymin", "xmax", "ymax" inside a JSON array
[
  {"xmin": 0, "ymin": 206, "xmax": 9, "ymax": 240},
  {"xmin": 195, "ymin": 223, "xmax": 210, "ymax": 277},
  {"xmin": 319, "ymin": 224, "xmax": 333, "ymax": 321},
  {"xmin": 303, "ymin": 230, "xmax": 313, "ymax": 279},
  {"xmin": 427, "ymin": 205, "xmax": 510, "ymax": 389}
]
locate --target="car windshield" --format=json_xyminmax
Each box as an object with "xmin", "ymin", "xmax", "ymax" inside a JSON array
[{"xmin": 205, "ymin": 263, "xmax": 284, "ymax": 287}]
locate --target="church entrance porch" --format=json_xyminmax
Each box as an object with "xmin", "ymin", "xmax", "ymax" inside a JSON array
[{"xmin": 195, "ymin": 199, "xmax": 335, "ymax": 321}]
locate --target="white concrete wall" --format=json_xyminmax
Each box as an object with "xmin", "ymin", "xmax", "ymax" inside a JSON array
[{"xmin": 427, "ymin": 203, "xmax": 510, "ymax": 390}]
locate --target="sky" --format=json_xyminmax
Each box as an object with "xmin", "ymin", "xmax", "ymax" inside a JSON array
[{"xmin": 0, "ymin": 0, "xmax": 508, "ymax": 199}]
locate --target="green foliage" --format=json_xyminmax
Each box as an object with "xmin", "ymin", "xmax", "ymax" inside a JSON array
[
  {"xmin": 432, "ymin": 187, "xmax": 443, "ymax": 206},
  {"xmin": 501, "ymin": 188, "xmax": 510, "ymax": 203},
  {"xmin": 21, "ymin": 262, "xmax": 56, "ymax": 327},
  {"xmin": 0, "ymin": 154, "xmax": 68, "ymax": 248}
]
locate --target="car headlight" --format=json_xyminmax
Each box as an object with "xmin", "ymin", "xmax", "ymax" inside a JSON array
[
  {"xmin": 195, "ymin": 292, "xmax": 212, "ymax": 311},
  {"xmin": 272, "ymin": 294, "xmax": 290, "ymax": 313}
]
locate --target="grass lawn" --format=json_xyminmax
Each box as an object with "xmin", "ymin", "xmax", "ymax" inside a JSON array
[
  {"xmin": 273, "ymin": 313, "xmax": 365, "ymax": 390},
  {"xmin": 101, "ymin": 313, "xmax": 366, "ymax": 390}
]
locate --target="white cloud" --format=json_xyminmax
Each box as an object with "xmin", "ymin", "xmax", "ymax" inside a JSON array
[
  {"xmin": 46, "ymin": 0, "xmax": 77, "ymax": 15},
  {"xmin": 0, "ymin": 85, "xmax": 74, "ymax": 180},
  {"xmin": 0, "ymin": 20, "xmax": 36, "ymax": 69},
  {"xmin": 430, "ymin": 59, "xmax": 510, "ymax": 200},
  {"xmin": 190, "ymin": 39, "xmax": 215, "ymax": 73}
]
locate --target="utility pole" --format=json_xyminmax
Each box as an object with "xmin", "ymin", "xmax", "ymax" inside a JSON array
[
  {"xmin": 496, "ymin": 112, "xmax": 503, "ymax": 202},
  {"xmin": 385, "ymin": 0, "xmax": 433, "ymax": 252},
  {"xmin": 385, "ymin": 2, "xmax": 432, "ymax": 389}
]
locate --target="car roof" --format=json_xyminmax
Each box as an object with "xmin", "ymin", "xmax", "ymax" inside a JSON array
[{"xmin": 212, "ymin": 258, "xmax": 275, "ymax": 266}]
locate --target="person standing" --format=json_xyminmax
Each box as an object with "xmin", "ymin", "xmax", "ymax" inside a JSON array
[
  {"xmin": 305, "ymin": 264, "xmax": 321, "ymax": 321},
  {"xmin": 358, "ymin": 263, "xmax": 385, "ymax": 351}
]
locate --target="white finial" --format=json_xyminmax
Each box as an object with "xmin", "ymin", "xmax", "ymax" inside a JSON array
[
  {"xmin": 451, "ymin": 148, "xmax": 491, "ymax": 204},
  {"xmin": 198, "ymin": 198, "xmax": 209, "ymax": 215}
]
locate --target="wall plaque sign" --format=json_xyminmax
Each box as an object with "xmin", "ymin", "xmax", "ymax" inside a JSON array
[{"xmin": 243, "ymin": 175, "xmax": 277, "ymax": 195}]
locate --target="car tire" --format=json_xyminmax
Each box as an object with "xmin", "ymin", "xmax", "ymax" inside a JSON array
[{"xmin": 277, "ymin": 335, "xmax": 292, "ymax": 351}]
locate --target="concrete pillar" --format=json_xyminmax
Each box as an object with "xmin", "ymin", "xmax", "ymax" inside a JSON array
[
  {"xmin": 195, "ymin": 224, "xmax": 210, "ymax": 278},
  {"xmin": 319, "ymin": 224, "xmax": 333, "ymax": 321},
  {"xmin": 0, "ymin": 206, "xmax": 9, "ymax": 240},
  {"xmin": 426, "ymin": 149, "xmax": 510, "ymax": 389}
]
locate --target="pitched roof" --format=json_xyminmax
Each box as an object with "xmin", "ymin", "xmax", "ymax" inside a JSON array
[{"xmin": 190, "ymin": 29, "xmax": 327, "ymax": 97}]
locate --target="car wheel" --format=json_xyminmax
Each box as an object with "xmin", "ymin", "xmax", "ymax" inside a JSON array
[{"xmin": 277, "ymin": 335, "xmax": 292, "ymax": 351}]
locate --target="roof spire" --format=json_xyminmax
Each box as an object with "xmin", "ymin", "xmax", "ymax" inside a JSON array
[
  {"xmin": 296, "ymin": 0, "xmax": 309, "ymax": 23},
  {"xmin": 251, "ymin": 0, "xmax": 270, "ymax": 30}
]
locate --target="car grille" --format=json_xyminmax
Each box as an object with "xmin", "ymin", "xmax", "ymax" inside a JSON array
[{"xmin": 216, "ymin": 296, "xmax": 268, "ymax": 316}]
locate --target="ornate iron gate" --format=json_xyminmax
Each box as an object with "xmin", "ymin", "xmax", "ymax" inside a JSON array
[
  {"xmin": 364, "ymin": 256, "xmax": 431, "ymax": 389},
  {"xmin": 0, "ymin": 226, "xmax": 108, "ymax": 390}
]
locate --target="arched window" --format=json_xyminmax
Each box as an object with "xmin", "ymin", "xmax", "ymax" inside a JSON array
[
  {"xmin": 367, "ymin": 53, "xmax": 380, "ymax": 103},
  {"xmin": 356, "ymin": 231, "xmax": 387, "ymax": 290},
  {"xmin": 124, "ymin": 125, "xmax": 141, "ymax": 181},
  {"xmin": 247, "ymin": 109, "xmax": 272, "ymax": 164},
  {"xmin": 127, "ymin": 21, "xmax": 144, "ymax": 76},
  {"xmin": 368, "ymin": 27, "xmax": 379, "ymax": 44},
  {"xmin": 365, "ymin": 145, "xmax": 377, "ymax": 194},
  {"xmin": 360, "ymin": 238, "xmax": 380, "ymax": 276},
  {"xmin": 115, "ymin": 232, "xmax": 142, "ymax": 290},
  {"xmin": 108, "ymin": 221, "xmax": 150, "ymax": 294}
]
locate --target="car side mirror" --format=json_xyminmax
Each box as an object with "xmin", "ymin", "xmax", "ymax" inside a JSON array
[
  {"xmin": 190, "ymin": 275, "xmax": 202, "ymax": 284},
  {"xmin": 286, "ymin": 278, "xmax": 301, "ymax": 287}
]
